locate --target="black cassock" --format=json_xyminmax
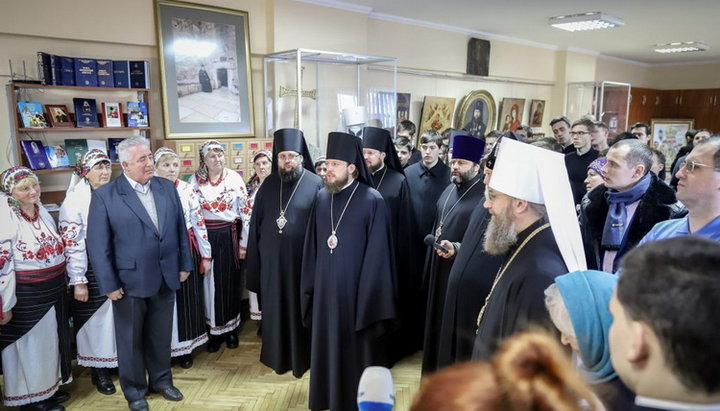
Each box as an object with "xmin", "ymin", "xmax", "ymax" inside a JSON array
[
  {"xmin": 246, "ymin": 171, "xmax": 323, "ymax": 377},
  {"xmin": 421, "ymin": 173, "xmax": 485, "ymax": 374},
  {"xmin": 405, "ymin": 161, "xmax": 451, "ymax": 241},
  {"xmin": 472, "ymin": 219, "xmax": 566, "ymax": 361},
  {"xmin": 436, "ymin": 200, "xmax": 503, "ymax": 369},
  {"xmin": 371, "ymin": 166, "xmax": 421, "ymax": 362},
  {"xmin": 301, "ymin": 181, "xmax": 397, "ymax": 411}
]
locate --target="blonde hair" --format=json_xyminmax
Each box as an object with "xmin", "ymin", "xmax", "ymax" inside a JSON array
[
  {"xmin": 411, "ymin": 332, "xmax": 597, "ymax": 411},
  {"xmin": 13, "ymin": 175, "xmax": 40, "ymax": 192},
  {"xmin": 156, "ymin": 153, "xmax": 178, "ymax": 165},
  {"xmin": 544, "ymin": 284, "xmax": 576, "ymax": 338}
]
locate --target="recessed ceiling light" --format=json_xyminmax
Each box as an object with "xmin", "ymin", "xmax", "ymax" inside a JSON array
[
  {"xmin": 549, "ymin": 11, "xmax": 624, "ymax": 32},
  {"xmin": 654, "ymin": 42, "xmax": 709, "ymax": 54}
]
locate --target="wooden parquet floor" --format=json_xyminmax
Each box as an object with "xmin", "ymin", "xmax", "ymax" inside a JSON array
[{"xmin": 2, "ymin": 322, "xmax": 422, "ymax": 410}]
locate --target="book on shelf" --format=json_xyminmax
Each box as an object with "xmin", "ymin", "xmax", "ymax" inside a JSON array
[
  {"xmin": 101, "ymin": 102, "xmax": 123, "ymax": 127},
  {"xmin": 87, "ymin": 139, "xmax": 108, "ymax": 155},
  {"xmin": 96, "ymin": 60, "xmax": 114, "ymax": 87},
  {"xmin": 74, "ymin": 57, "xmax": 98, "ymax": 87},
  {"xmin": 50, "ymin": 54, "xmax": 62, "ymax": 85},
  {"xmin": 129, "ymin": 60, "xmax": 150, "ymax": 88},
  {"xmin": 73, "ymin": 98, "xmax": 99, "ymax": 128},
  {"xmin": 37, "ymin": 52, "xmax": 52, "ymax": 85},
  {"xmin": 108, "ymin": 138, "xmax": 126, "ymax": 163},
  {"xmin": 45, "ymin": 144, "xmax": 70, "ymax": 168},
  {"xmin": 126, "ymin": 101, "xmax": 148, "ymax": 127},
  {"xmin": 59, "ymin": 56, "xmax": 75, "ymax": 86},
  {"xmin": 18, "ymin": 101, "xmax": 49, "ymax": 128},
  {"xmin": 113, "ymin": 60, "xmax": 130, "ymax": 88},
  {"xmin": 64, "ymin": 139, "xmax": 88, "ymax": 166},
  {"xmin": 21, "ymin": 140, "xmax": 51, "ymax": 170}
]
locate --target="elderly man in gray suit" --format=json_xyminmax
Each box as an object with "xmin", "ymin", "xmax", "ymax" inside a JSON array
[{"xmin": 88, "ymin": 137, "xmax": 192, "ymax": 411}]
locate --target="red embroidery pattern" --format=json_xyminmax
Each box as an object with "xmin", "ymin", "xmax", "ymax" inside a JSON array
[
  {"xmin": 16, "ymin": 232, "xmax": 64, "ymax": 263},
  {"xmin": 58, "ymin": 220, "xmax": 81, "ymax": 247},
  {"xmin": 199, "ymin": 187, "xmax": 234, "ymax": 213}
]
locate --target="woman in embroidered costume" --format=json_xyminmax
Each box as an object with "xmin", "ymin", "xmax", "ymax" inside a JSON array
[
  {"xmin": 58, "ymin": 149, "xmax": 117, "ymax": 396},
  {"xmin": 154, "ymin": 147, "xmax": 212, "ymax": 367},
  {"xmin": 0, "ymin": 167, "xmax": 72, "ymax": 411},
  {"xmin": 245, "ymin": 149, "xmax": 271, "ymax": 323},
  {"xmin": 188, "ymin": 140, "xmax": 250, "ymax": 352}
]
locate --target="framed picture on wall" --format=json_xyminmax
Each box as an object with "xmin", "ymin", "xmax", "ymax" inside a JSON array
[
  {"xmin": 156, "ymin": 0, "xmax": 255, "ymax": 138},
  {"xmin": 455, "ymin": 89, "xmax": 496, "ymax": 137},
  {"xmin": 397, "ymin": 93, "xmax": 411, "ymax": 124},
  {"xmin": 497, "ymin": 98, "xmax": 525, "ymax": 132},
  {"xmin": 419, "ymin": 96, "xmax": 456, "ymax": 140},
  {"xmin": 650, "ymin": 118, "xmax": 694, "ymax": 170},
  {"xmin": 529, "ymin": 99, "xmax": 545, "ymax": 128}
]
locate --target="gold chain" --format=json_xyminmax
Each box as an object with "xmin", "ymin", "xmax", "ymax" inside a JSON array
[{"xmin": 475, "ymin": 223, "xmax": 551, "ymax": 330}]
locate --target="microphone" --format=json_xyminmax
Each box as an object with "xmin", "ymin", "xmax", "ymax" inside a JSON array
[
  {"xmin": 424, "ymin": 234, "xmax": 450, "ymax": 253},
  {"xmin": 357, "ymin": 366, "xmax": 394, "ymax": 411}
]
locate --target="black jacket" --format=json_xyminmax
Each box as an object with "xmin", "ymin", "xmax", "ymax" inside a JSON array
[{"xmin": 579, "ymin": 173, "xmax": 685, "ymax": 271}]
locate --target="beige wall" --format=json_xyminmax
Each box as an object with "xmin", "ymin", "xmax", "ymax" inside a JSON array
[{"xmin": 2, "ymin": 0, "xmax": 718, "ymax": 174}]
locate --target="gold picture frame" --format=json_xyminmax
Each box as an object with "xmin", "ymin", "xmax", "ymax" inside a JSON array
[
  {"xmin": 155, "ymin": 0, "xmax": 255, "ymax": 138},
  {"xmin": 419, "ymin": 96, "xmax": 456, "ymax": 139},
  {"xmin": 455, "ymin": 90, "xmax": 496, "ymax": 137}
]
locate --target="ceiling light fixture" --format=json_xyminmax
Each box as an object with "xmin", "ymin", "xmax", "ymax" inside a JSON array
[
  {"xmin": 654, "ymin": 42, "xmax": 709, "ymax": 54},
  {"xmin": 549, "ymin": 11, "xmax": 624, "ymax": 32}
]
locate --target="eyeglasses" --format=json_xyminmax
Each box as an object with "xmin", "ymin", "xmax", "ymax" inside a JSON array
[
  {"xmin": 278, "ymin": 153, "xmax": 299, "ymax": 162},
  {"xmin": 680, "ymin": 159, "xmax": 719, "ymax": 174},
  {"xmin": 569, "ymin": 131, "xmax": 590, "ymax": 136}
]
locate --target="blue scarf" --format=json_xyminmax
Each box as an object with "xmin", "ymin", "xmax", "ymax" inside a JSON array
[
  {"xmin": 601, "ymin": 172, "xmax": 652, "ymax": 249},
  {"xmin": 556, "ymin": 270, "xmax": 618, "ymax": 384}
]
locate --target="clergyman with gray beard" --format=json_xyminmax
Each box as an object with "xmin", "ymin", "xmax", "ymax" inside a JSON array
[{"xmin": 472, "ymin": 137, "xmax": 585, "ymax": 361}]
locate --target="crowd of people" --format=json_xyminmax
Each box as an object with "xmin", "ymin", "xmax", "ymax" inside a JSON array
[{"xmin": 1, "ymin": 114, "xmax": 719, "ymax": 411}]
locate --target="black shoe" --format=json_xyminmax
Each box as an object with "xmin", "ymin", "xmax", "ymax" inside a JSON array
[
  {"xmin": 226, "ymin": 331, "xmax": 239, "ymax": 349},
  {"xmin": 150, "ymin": 385, "xmax": 184, "ymax": 401},
  {"xmin": 179, "ymin": 354, "xmax": 193, "ymax": 369},
  {"xmin": 207, "ymin": 335, "xmax": 222, "ymax": 353},
  {"xmin": 91, "ymin": 368, "xmax": 117, "ymax": 395},
  {"xmin": 50, "ymin": 390, "xmax": 70, "ymax": 403},
  {"xmin": 128, "ymin": 398, "xmax": 149, "ymax": 411},
  {"xmin": 20, "ymin": 399, "xmax": 65, "ymax": 411}
]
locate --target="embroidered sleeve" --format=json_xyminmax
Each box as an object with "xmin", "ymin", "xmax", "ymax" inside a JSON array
[
  {"xmin": 0, "ymin": 234, "xmax": 17, "ymax": 314},
  {"xmin": 236, "ymin": 177, "xmax": 251, "ymax": 250},
  {"xmin": 59, "ymin": 202, "xmax": 89, "ymax": 285},
  {"xmin": 188, "ymin": 187, "xmax": 212, "ymax": 259}
]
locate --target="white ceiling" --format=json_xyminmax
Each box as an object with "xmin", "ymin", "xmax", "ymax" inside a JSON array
[{"xmin": 310, "ymin": 0, "xmax": 720, "ymax": 65}]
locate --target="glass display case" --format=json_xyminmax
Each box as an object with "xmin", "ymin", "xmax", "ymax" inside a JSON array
[
  {"xmin": 566, "ymin": 81, "xmax": 631, "ymax": 134},
  {"xmin": 263, "ymin": 49, "xmax": 397, "ymax": 157}
]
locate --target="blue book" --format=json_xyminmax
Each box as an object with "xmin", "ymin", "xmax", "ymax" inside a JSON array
[
  {"xmin": 59, "ymin": 56, "xmax": 75, "ymax": 86},
  {"xmin": 17, "ymin": 101, "xmax": 49, "ymax": 128},
  {"xmin": 74, "ymin": 58, "xmax": 98, "ymax": 87},
  {"xmin": 113, "ymin": 60, "xmax": 130, "ymax": 88},
  {"xmin": 50, "ymin": 55, "xmax": 62, "ymax": 85},
  {"xmin": 21, "ymin": 140, "xmax": 51, "ymax": 170},
  {"xmin": 45, "ymin": 144, "xmax": 70, "ymax": 168},
  {"xmin": 37, "ymin": 52, "xmax": 52, "ymax": 85},
  {"xmin": 96, "ymin": 60, "xmax": 114, "ymax": 87},
  {"xmin": 108, "ymin": 138, "xmax": 126, "ymax": 163},
  {"xmin": 129, "ymin": 60, "xmax": 149, "ymax": 88},
  {"xmin": 126, "ymin": 101, "xmax": 148, "ymax": 127},
  {"xmin": 73, "ymin": 98, "xmax": 99, "ymax": 127}
]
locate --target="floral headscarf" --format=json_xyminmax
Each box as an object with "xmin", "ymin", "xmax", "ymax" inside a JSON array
[
  {"xmin": 74, "ymin": 149, "xmax": 110, "ymax": 177},
  {"xmin": 1, "ymin": 166, "xmax": 37, "ymax": 195},
  {"xmin": 195, "ymin": 140, "xmax": 225, "ymax": 185},
  {"xmin": 154, "ymin": 147, "xmax": 178, "ymax": 164}
]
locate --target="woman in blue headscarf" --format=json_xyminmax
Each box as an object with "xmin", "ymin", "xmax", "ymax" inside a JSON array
[{"xmin": 545, "ymin": 270, "xmax": 635, "ymax": 410}]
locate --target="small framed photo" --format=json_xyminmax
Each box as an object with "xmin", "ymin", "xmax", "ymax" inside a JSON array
[
  {"xmin": 101, "ymin": 102, "xmax": 123, "ymax": 127},
  {"xmin": 44, "ymin": 104, "xmax": 74, "ymax": 128},
  {"xmin": 455, "ymin": 90, "xmax": 496, "ymax": 137},
  {"xmin": 650, "ymin": 118, "xmax": 695, "ymax": 170}
]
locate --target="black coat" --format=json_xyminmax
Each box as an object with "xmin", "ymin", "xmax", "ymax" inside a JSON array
[{"xmin": 579, "ymin": 173, "xmax": 685, "ymax": 271}]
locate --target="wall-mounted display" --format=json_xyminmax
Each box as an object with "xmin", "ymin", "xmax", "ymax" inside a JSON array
[
  {"xmin": 156, "ymin": 0, "xmax": 254, "ymax": 138},
  {"xmin": 650, "ymin": 118, "xmax": 695, "ymax": 171},
  {"xmin": 455, "ymin": 90, "xmax": 495, "ymax": 137},
  {"xmin": 529, "ymin": 99, "xmax": 545, "ymax": 128},
  {"xmin": 498, "ymin": 98, "xmax": 525, "ymax": 132},
  {"xmin": 420, "ymin": 96, "xmax": 455, "ymax": 137}
]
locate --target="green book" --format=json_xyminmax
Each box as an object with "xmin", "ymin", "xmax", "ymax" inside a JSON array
[{"xmin": 64, "ymin": 138, "xmax": 89, "ymax": 167}]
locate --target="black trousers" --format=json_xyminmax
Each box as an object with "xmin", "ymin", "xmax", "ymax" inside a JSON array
[{"xmin": 112, "ymin": 282, "xmax": 175, "ymax": 402}]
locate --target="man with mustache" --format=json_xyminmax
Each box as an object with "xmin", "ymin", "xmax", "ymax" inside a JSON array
[
  {"xmin": 471, "ymin": 138, "xmax": 586, "ymax": 361},
  {"xmin": 301, "ymin": 131, "xmax": 397, "ymax": 411},
  {"xmin": 246, "ymin": 128, "xmax": 323, "ymax": 379}
]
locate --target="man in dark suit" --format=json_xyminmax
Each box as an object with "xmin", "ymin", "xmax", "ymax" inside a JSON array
[
  {"xmin": 610, "ymin": 237, "xmax": 720, "ymax": 410},
  {"xmin": 88, "ymin": 137, "xmax": 192, "ymax": 411}
]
